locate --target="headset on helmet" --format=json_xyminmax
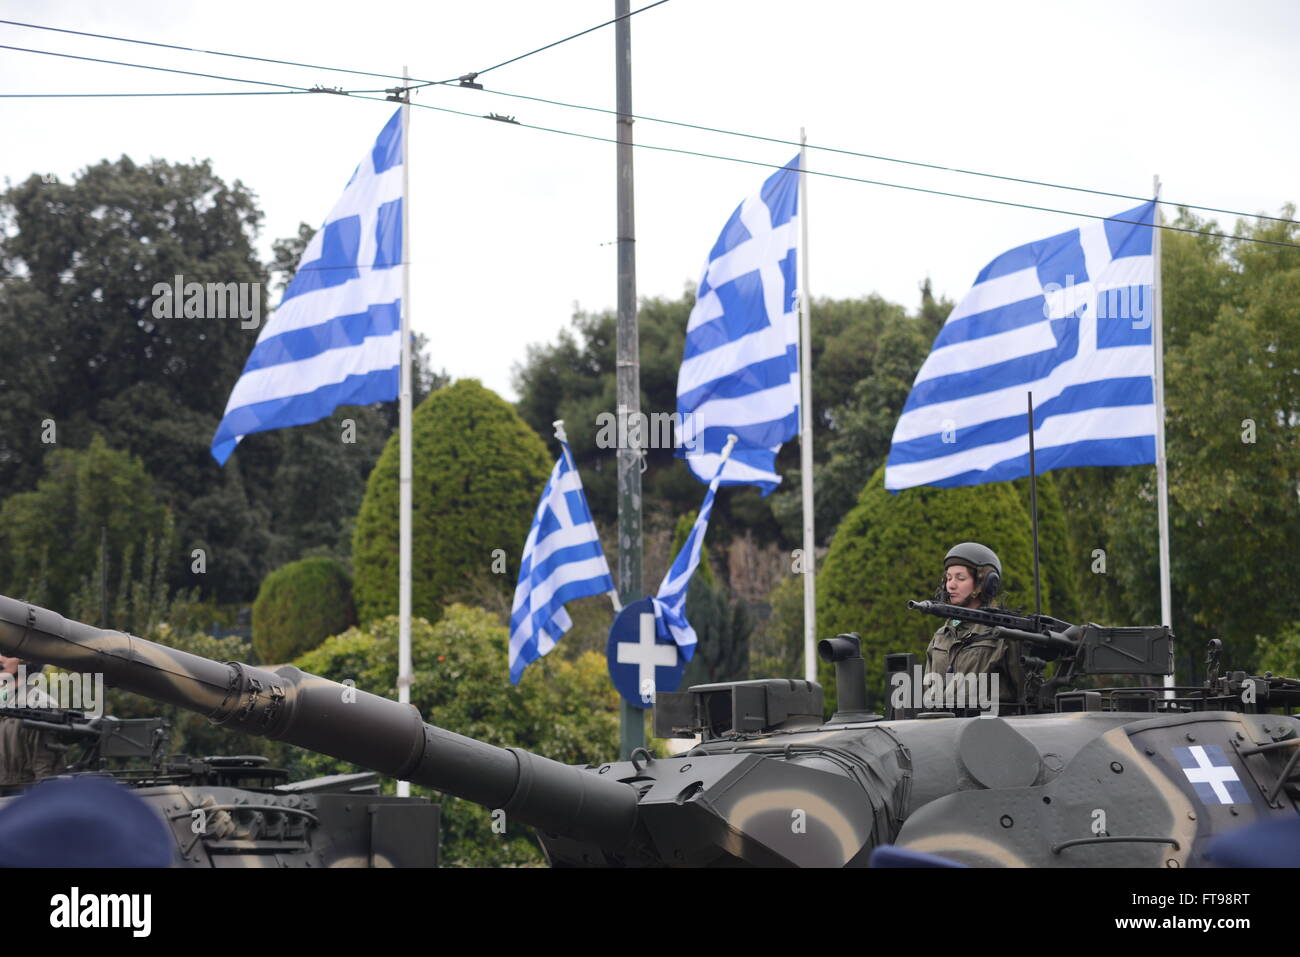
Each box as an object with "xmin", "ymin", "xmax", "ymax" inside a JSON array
[{"xmin": 942, "ymin": 542, "xmax": 1002, "ymax": 602}]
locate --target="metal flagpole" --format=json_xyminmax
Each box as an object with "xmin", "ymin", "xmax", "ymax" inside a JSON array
[
  {"xmin": 397, "ymin": 68, "xmax": 414, "ymax": 796},
  {"xmin": 798, "ymin": 131, "xmax": 817, "ymax": 683},
  {"xmin": 614, "ymin": 1, "xmax": 644, "ymax": 759},
  {"xmin": 1151, "ymin": 175, "xmax": 1174, "ymax": 692}
]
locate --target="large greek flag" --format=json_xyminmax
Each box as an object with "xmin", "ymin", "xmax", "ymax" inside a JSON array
[
  {"xmin": 651, "ymin": 454, "xmax": 729, "ymax": 660},
  {"xmin": 675, "ymin": 156, "xmax": 801, "ymax": 494},
  {"xmin": 508, "ymin": 442, "xmax": 615, "ymax": 684},
  {"xmin": 211, "ymin": 110, "xmax": 405, "ymax": 464},
  {"xmin": 885, "ymin": 202, "xmax": 1157, "ymax": 490}
]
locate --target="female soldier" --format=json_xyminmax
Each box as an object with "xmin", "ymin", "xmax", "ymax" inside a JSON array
[{"xmin": 924, "ymin": 542, "xmax": 1023, "ymax": 707}]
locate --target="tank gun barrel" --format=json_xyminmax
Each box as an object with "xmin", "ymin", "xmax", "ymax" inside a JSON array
[{"xmin": 0, "ymin": 595, "xmax": 638, "ymax": 853}]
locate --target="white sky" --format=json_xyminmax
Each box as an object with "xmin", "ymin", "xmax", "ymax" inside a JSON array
[{"xmin": 2, "ymin": 0, "xmax": 1297, "ymax": 401}]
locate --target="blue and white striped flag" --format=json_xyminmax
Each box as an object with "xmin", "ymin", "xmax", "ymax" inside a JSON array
[
  {"xmin": 651, "ymin": 450, "xmax": 731, "ymax": 660},
  {"xmin": 211, "ymin": 110, "xmax": 405, "ymax": 464},
  {"xmin": 508, "ymin": 442, "xmax": 615, "ymax": 684},
  {"xmin": 675, "ymin": 156, "xmax": 802, "ymax": 495},
  {"xmin": 885, "ymin": 202, "xmax": 1157, "ymax": 490}
]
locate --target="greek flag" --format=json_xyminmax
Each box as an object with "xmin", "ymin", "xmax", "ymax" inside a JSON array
[
  {"xmin": 211, "ymin": 110, "xmax": 405, "ymax": 464},
  {"xmin": 651, "ymin": 454, "xmax": 729, "ymax": 660},
  {"xmin": 675, "ymin": 156, "xmax": 801, "ymax": 494},
  {"xmin": 508, "ymin": 442, "xmax": 615, "ymax": 684},
  {"xmin": 885, "ymin": 202, "xmax": 1157, "ymax": 490}
]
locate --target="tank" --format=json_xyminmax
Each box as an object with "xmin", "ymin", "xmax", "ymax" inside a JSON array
[
  {"xmin": 0, "ymin": 704, "xmax": 439, "ymax": 867},
  {"xmin": 1, "ymin": 592, "xmax": 1297, "ymax": 867}
]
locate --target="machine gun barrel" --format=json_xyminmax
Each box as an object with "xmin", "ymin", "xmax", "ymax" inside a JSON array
[
  {"xmin": 989, "ymin": 625, "xmax": 1078, "ymax": 656},
  {"xmin": 0, "ymin": 594, "xmax": 638, "ymax": 853},
  {"xmin": 906, "ymin": 600, "xmax": 1073, "ymax": 634}
]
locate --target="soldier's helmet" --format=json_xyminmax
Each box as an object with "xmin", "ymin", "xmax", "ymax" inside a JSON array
[
  {"xmin": 943, "ymin": 542, "xmax": 1001, "ymax": 576},
  {"xmin": 943, "ymin": 542, "xmax": 1002, "ymax": 601}
]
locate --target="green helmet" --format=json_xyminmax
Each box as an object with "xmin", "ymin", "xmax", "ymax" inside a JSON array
[
  {"xmin": 944, "ymin": 542, "xmax": 1002, "ymax": 602},
  {"xmin": 944, "ymin": 542, "xmax": 1001, "ymax": 576}
]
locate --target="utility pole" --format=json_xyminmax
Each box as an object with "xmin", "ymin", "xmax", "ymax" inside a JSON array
[{"xmin": 615, "ymin": 0, "xmax": 644, "ymax": 759}]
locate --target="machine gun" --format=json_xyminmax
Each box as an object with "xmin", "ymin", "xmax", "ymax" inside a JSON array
[
  {"xmin": 0, "ymin": 706, "xmax": 168, "ymax": 774},
  {"xmin": 907, "ymin": 600, "xmax": 1300, "ymax": 716}
]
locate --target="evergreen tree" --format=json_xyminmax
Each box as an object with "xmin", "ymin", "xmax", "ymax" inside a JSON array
[{"xmin": 352, "ymin": 380, "xmax": 551, "ymax": 625}]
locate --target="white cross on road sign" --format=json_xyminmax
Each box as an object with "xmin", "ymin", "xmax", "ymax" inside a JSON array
[
  {"xmin": 617, "ymin": 613, "xmax": 678, "ymax": 702},
  {"xmin": 1182, "ymin": 745, "xmax": 1240, "ymax": 803}
]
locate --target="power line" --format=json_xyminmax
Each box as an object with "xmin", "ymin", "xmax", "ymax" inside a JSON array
[
  {"xmin": 440, "ymin": 84, "xmax": 1300, "ymax": 228},
  {"xmin": 0, "ymin": 2, "xmax": 675, "ymax": 89},
  {"xmin": 4, "ymin": 44, "xmax": 1296, "ymax": 250},
  {"xmin": 0, "ymin": 43, "xmax": 317, "ymax": 90},
  {"xmin": 0, "ymin": 18, "xmax": 413, "ymax": 81},
  {"xmin": 5, "ymin": 14, "xmax": 1292, "ymax": 228},
  {"xmin": 421, "ymin": 0, "xmax": 673, "ymax": 85},
  {"xmin": 381, "ymin": 92, "xmax": 1300, "ymax": 251},
  {"xmin": 0, "ymin": 89, "xmax": 340, "ymax": 98}
]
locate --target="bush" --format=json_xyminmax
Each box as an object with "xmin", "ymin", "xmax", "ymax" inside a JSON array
[
  {"xmin": 291, "ymin": 604, "xmax": 620, "ymax": 866},
  {"xmin": 351, "ymin": 380, "xmax": 551, "ymax": 625},
  {"xmin": 252, "ymin": 557, "xmax": 356, "ymax": 663}
]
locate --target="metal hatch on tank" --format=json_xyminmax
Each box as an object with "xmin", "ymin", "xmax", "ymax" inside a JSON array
[{"xmin": 0, "ymin": 592, "xmax": 1296, "ymax": 867}]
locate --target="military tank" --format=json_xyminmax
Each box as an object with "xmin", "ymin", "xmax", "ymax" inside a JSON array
[
  {"xmin": 0, "ymin": 649, "xmax": 438, "ymax": 869},
  {"xmin": 1, "ymin": 591, "xmax": 1296, "ymax": 867}
]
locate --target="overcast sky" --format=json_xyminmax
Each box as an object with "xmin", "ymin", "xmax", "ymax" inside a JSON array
[{"xmin": 2, "ymin": 0, "xmax": 1296, "ymax": 400}]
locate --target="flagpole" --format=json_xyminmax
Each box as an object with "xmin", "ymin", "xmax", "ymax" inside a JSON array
[
  {"xmin": 798, "ymin": 130, "xmax": 817, "ymax": 683},
  {"xmin": 1152, "ymin": 174, "xmax": 1174, "ymax": 692},
  {"xmin": 397, "ymin": 68, "xmax": 414, "ymax": 796}
]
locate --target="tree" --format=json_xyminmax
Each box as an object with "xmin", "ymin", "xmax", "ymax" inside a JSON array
[
  {"xmin": 1057, "ymin": 207, "xmax": 1300, "ymax": 679},
  {"xmin": 252, "ymin": 557, "xmax": 357, "ymax": 664},
  {"xmin": 352, "ymin": 380, "xmax": 551, "ymax": 625},
  {"xmin": 512, "ymin": 288, "xmax": 955, "ymax": 560},
  {"xmin": 0, "ymin": 161, "xmax": 433, "ymax": 604},
  {"xmin": 291, "ymin": 605, "xmax": 621, "ymax": 866},
  {"xmin": 0, "ymin": 435, "xmax": 169, "ymax": 615},
  {"xmin": 749, "ymin": 574, "xmax": 805, "ymax": 680}
]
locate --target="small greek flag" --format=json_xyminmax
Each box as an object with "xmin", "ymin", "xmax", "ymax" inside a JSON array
[
  {"xmin": 508, "ymin": 441, "xmax": 615, "ymax": 684},
  {"xmin": 651, "ymin": 451, "xmax": 730, "ymax": 660},
  {"xmin": 212, "ymin": 110, "xmax": 405, "ymax": 464},
  {"xmin": 675, "ymin": 156, "xmax": 802, "ymax": 494},
  {"xmin": 885, "ymin": 202, "xmax": 1157, "ymax": 490}
]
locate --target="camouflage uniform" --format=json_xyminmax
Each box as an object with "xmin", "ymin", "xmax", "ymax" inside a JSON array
[
  {"xmin": 0, "ymin": 675, "xmax": 58, "ymax": 788},
  {"xmin": 925, "ymin": 618, "xmax": 1024, "ymax": 704}
]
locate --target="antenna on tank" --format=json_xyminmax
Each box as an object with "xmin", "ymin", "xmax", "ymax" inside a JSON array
[{"xmin": 1027, "ymin": 392, "xmax": 1042, "ymax": 617}]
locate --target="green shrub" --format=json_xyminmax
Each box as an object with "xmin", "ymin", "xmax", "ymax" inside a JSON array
[
  {"xmin": 351, "ymin": 380, "xmax": 551, "ymax": 625},
  {"xmin": 252, "ymin": 557, "xmax": 356, "ymax": 663}
]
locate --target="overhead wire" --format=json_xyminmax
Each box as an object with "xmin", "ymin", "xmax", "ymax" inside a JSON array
[
  {"xmin": 2, "ymin": 15, "xmax": 1293, "ymax": 227},
  {"xmin": 434, "ymin": 84, "xmax": 1300, "ymax": 228},
  {"xmin": 2, "ymin": 36, "xmax": 1297, "ymax": 249}
]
